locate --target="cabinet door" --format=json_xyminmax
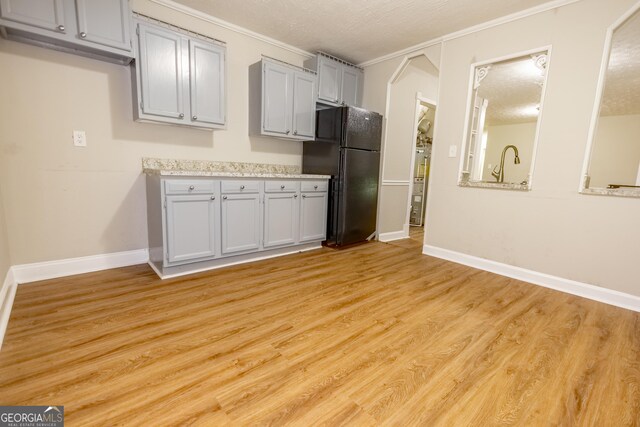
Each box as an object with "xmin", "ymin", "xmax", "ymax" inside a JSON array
[
  {"xmin": 264, "ymin": 193, "xmax": 298, "ymax": 248},
  {"xmin": 189, "ymin": 39, "xmax": 225, "ymax": 126},
  {"xmin": 0, "ymin": 0, "xmax": 65, "ymax": 33},
  {"xmin": 317, "ymin": 56, "xmax": 341, "ymax": 105},
  {"xmin": 341, "ymin": 66, "xmax": 362, "ymax": 107},
  {"xmin": 137, "ymin": 23, "xmax": 186, "ymax": 120},
  {"xmin": 165, "ymin": 194, "xmax": 217, "ymax": 264},
  {"xmin": 75, "ymin": 0, "xmax": 131, "ymax": 51},
  {"xmin": 292, "ymin": 71, "xmax": 316, "ymax": 139},
  {"xmin": 221, "ymin": 193, "xmax": 261, "ymax": 254},
  {"xmin": 262, "ymin": 61, "xmax": 292, "ymax": 136},
  {"xmin": 300, "ymin": 192, "xmax": 328, "ymax": 242}
]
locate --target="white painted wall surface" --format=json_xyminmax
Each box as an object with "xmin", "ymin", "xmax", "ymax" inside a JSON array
[{"xmin": 425, "ymin": 0, "xmax": 640, "ymax": 296}]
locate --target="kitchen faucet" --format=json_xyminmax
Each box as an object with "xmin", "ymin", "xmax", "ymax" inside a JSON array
[{"xmin": 491, "ymin": 145, "xmax": 520, "ymax": 183}]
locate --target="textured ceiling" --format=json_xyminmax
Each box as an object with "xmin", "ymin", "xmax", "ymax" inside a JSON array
[
  {"xmin": 173, "ymin": 0, "xmax": 553, "ymax": 64},
  {"xmin": 600, "ymin": 8, "xmax": 640, "ymax": 117},
  {"xmin": 477, "ymin": 55, "xmax": 546, "ymax": 126}
]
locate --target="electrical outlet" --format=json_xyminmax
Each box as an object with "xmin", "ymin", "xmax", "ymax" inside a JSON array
[
  {"xmin": 448, "ymin": 145, "xmax": 457, "ymax": 158},
  {"xmin": 73, "ymin": 130, "xmax": 87, "ymax": 147}
]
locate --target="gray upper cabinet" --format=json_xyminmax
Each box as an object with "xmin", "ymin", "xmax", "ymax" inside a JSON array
[
  {"xmin": 0, "ymin": 0, "xmax": 133, "ymax": 63},
  {"xmin": 250, "ymin": 58, "xmax": 316, "ymax": 141},
  {"xmin": 75, "ymin": 0, "xmax": 131, "ymax": 51},
  {"xmin": 133, "ymin": 19, "xmax": 226, "ymax": 130},
  {"xmin": 305, "ymin": 53, "xmax": 364, "ymax": 108}
]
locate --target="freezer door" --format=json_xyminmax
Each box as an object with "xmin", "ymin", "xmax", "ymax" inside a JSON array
[
  {"xmin": 336, "ymin": 148, "xmax": 380, "ymax": 246},
  {"xmin": 343, "ymin": 107, "xmax": 382, "ymax": 151}
]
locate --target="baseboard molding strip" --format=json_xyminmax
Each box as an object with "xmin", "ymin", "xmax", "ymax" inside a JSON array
[
  {"xmin": 12, "ymin": 249, "xmax": 149, "ymax": 284},
  {"xmin": 0, "ymin": 267, "xmax": 17, "ymax": 350},
  {"xmin": 422, "ymin": 244, "xmax": 640, "ymax": 313},
  {"xmin": 378, "ymin": 230, "xmax": 409, "ymax": 242}
]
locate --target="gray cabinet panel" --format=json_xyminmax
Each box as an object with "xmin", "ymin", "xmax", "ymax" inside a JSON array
[
  {"xmin": 317, "ymin": 55, "xmax": 341, "ymax": 105},
  {"xmin": 0, "ymin": 0, "xmax": 64, "ymax": 32},
  {"xmin": 264, "ymin": 193, "xmax": 298, "ymax": 248},
  {"xmin": 165, "ymin": 194, "xmax": 217, "ymax": 264},
  {"xmin": 221, "ymin": 193, "xmax": 261, "ymax": 254},
  {"xmin": 75, "ymin": 0, "xmax": 130, "ymax": 51},
  {"xmin": 189, "ymin": 39, "xmax": 225, "ymax": 126},
  {"xmin": 292, "ymin": 71, "xmax": 316, "ymax": 139},
  {"xmin": 300, "ymin": 192, "xmax": 327, "ymax": 242},
  {"xmin": 341, "ymin": 66, "xmax": 360, "ymax": 108},
  {"xmin": 262, "ymin": 60, "xmax": 291, "ymax": 135},
  {"xmin": 137, "ymin": 23, "xmax": 185, "ymax": 120}
]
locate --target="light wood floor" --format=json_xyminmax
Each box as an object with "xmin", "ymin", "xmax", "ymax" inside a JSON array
[{"xmin": 1, "ymin": 240, "xmax": 638, "ymax": 426}]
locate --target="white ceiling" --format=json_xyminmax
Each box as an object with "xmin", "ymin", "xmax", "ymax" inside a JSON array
[{"xmin": 173, "ymin": 0, "xmax": 554, "ymax": 64}]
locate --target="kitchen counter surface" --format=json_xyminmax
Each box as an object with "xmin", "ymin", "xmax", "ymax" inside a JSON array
[{"xmin": 142, "ymin": 157, "xmax": 331, "ymax": 179}]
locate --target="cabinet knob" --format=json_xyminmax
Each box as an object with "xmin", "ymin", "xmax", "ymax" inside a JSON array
[
  {"xmin": 57, "ymin": 25, "xmax": 65, "ymax": 32},
  {"xmin": 342, "ymin": 101, "xmax": 346, "ymax": 106},
  {"xmin": 285, "ymin": 130, "xmax": 290, "ymax": 135},
  {"xmin": 280, "ymin": 185, "xmax": 285, "ymax": 189},
  {"xmin": 240, "ymin": 185, "xmax": 245, "ymax": 190},
  {"xmin": 302, "ymin": 194, "xmax": 307, "ymax": 198},
  {"xmin": 80, "ymin": 32, "xmax": 87, "ymax": 38},
  {"xmin": 178, "ymin": 113, "xmax": 184, "ymax": 119},
  {"xmin": 192, "ymin": 115, "xmax": 197, "ymax": 120},
  {"xmin": 189, "ymin": 185, "xmax": 195, "ymax": 190},
  {"xmin": 293, "ymin": 130, "xmax": 298, "ymax": 135},
  {"xmin": 294, "ymin": 194, "xmax": 298, "ymax": 198},
  {"xmin": 314, "ymin": 185, "xmax": 318, "ymax": 189},
  {"xmin": 223, "ymin": 195, "xmax": 227, "ymax": 200}
]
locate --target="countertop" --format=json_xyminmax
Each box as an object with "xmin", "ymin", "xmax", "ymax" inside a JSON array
[{"xmin": 142, "ymin": 157, "xmax": 331, "ymax": 180}]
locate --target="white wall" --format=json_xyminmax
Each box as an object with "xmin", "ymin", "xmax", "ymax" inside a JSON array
[
  {"xmin": 425, "ymin": 0, "xmax": 640, "ymax": 297},
  {"xmin": 589, "ymin": 114, "xmax": 640, "ymax": 188},
  {"xmin": 0, "ymin": 0, "xmax": 311, "ymax": 265},
  {"xmin": 362, "ymin": 49, "xmax": 440, "ymax": 235},
  {"xmin": 482, "ymin": 122, "xmax": 536, "ymax": 183}
]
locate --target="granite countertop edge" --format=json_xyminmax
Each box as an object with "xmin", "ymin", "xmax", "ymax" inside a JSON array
[{"xmin": 143, "ymin": 169, "xmax": 331, "ymax": 180}]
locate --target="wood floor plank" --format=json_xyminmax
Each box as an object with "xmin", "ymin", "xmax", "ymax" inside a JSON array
[{"xmin": 0, "ymin": 233, "xmax": 638, "ymax": 426}]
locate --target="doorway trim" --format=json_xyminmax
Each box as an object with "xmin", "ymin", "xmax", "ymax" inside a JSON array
[{"xmin": 405, "ymin": 93, "xmax": 437, "ymax": 231}]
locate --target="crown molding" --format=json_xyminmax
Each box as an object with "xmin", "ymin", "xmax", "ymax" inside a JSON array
[
  {"xmin": 358, "ymin": 0, "xmax": 582, "ymax": 68},
  {"xmin": 146, "ymin": 0, "xmax": 314, "ymax": 59}
]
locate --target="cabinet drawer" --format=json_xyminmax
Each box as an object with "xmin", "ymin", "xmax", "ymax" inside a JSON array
[
  {"xmin": 301, "ymin": 180, "xmax": 328, "ymax": 192},
  {"xmin": 264, "ymin": 180, "xmax": 299, "ymax": 193},
  {"xmin": 165, "ymin": 179, "xmax": 216, "ymax": 195},
  {"xmin": 221, "ymin": 180, "xmax": 260, "ymax": 194}
]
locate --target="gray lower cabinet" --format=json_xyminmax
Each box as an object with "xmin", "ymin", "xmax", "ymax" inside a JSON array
[
  {"xmin": 263, "ymin": 192, "xmax": 299, "ymax": 248},
  {"xmin": 146, "ymin": 176, "xmax": 328, "ymax": 278},
  {"xmin": 300, "ymin": 191, "xmax": 328, "ymax": 242},
  {"xmin": 221, "ymin": 192, "xmax": 261, "ymax": 255},
  {"xmin": 165, "ymin": 194, "xmax": 218, "ymax": 264},
  {"xmin": 249, "ymin": 58, "xmax": 316, "ymax": 141},
  {"xmin": 133, "ymin": 19, "xmax": 226, "ymax": 129},
  {"xmin": 0, "ymin": 0, "xmax": 133, "ymax": 63}
]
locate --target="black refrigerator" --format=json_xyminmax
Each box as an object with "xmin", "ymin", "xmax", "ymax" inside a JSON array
[{"xmin": 302, "ymin": 106, "xmax": 383, "ymax": 246}]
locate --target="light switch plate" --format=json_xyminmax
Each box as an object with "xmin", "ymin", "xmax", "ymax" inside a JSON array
[
  {"xmin": 73, "ymin": 130, "xmax": 86, "ymax": 147},
  {"xmin": 448, "ymin": 145, "xmax": 457, "ymax": 158}
]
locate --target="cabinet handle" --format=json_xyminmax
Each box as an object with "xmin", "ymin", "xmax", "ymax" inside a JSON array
[
  {"xmin": 80, "ymin": 32, "xmax": 87, "ymax": 38},
  {"xmin": 223, "ymin": 196, "xmax": 227, "ymax": 200},
  {"xmin": 211, "ymin": 196, "xmax": 216, "ymax": 200},
  {"xmin": 341, "ymin": 101, "xmax": 346, "ymax": 106},
  {"xmin": 294, "ymin": 194, "xmax": 298, "ymax": 198},
  {"xmin": 302, "ymin": 194, "xmax": 307, "ymax": 198},
  {"xmin": 189, "ymin": 185, "xmax": 195, "ymax": 190},
  {"xmin": 178, "ymin": 113, "xmax": 184, "ymax": 119},
  {"xmin": 314, "ymin": 185, "xmax": 318, "ymax": 189},
  {"xmin": 240, "ymin": 185, "xmax": 245, "ymax": 190},
  {"xmin": 293, "ymin": 130, "xmax": 298, "ymax": 135},
  {"xmin": 285, "ymin": 130, "xmax": 290, "ymax": 135},
  {"xmin": 280, "ymin": 185, "xmax": 285, "ymax": 189},
  {"xmin": 57, "ymin": 25, "xmax": 65, "ymax": 32},
  {"xmin": 192, "ymin": 115, "xmax": 197, "ymax": 120}
]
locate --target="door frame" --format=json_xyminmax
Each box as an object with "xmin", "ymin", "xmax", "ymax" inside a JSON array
[{"xmin": 405, "ymin": 93, "xmax": 436, "ymax": 231}]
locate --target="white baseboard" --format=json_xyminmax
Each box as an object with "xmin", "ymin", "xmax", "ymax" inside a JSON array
[
  {"xmin": 378, "ymin": 230, "xmax": 409, "ymax": 242},
  {"xmin": 0, "ymin": 267, "xmax": 17, "ymax": 350},
  {"xmin": 422, "ymin": 244, "xmax": 640, "ymax": 313},
  {"xmin": 12, "ymin": 249, "xmax": 149, "ymax": 284}
]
